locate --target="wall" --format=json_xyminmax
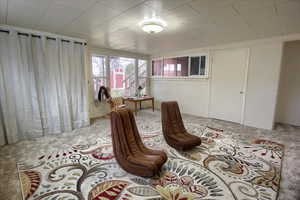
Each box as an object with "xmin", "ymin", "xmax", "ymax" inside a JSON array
[
  {"xmin": 150, "ymin": 78, "xmax": 210, "ymax": 117},
  {"xmin": 150, "ymin": 40, "xmax": 284, "ymax": 130},
  {"xmin": 276, "ymin": 41, "xmax": 300, "ymax": 126},
  {"xmin": 86, "ymin": 46, "xmax": 150, "ymax": 119},
  {"xmin": 0, "ymin": 112, "xmax": 5, "ymax": 146}
]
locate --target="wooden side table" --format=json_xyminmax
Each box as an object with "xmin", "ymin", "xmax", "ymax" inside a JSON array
[{"xmin": 122, "ymin": 96, "xmax": 154, "ymax": 115}]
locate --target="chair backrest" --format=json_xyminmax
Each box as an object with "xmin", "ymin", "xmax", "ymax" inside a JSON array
[
  {"xmin": 111, "ymin": 108, "xmax": 143, "ymax": 158},
  {"xmin": 161, "ymin": 101, "xmax": 187, "ymax": 137}
]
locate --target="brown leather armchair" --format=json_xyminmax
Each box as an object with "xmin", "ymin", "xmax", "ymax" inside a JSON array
[
  {"xmin": 111, "ymin": 108, "xmax": 167, "ymax": 177},
  {"xmin": 161, "ymin": 101, "xmax": 202, "ymax": 150}
]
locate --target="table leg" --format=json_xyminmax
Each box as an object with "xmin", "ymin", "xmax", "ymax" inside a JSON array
[
  {"xmin": 140, "ymin": 101, "xmax": 142, "ymax": 110},
  {"xmin": 135, "ymin": 102, "xmax": 137, "ymax": 115},
  {"xmin": 152, "ymin": 99, "xmax": 154, "ymax": 112}
]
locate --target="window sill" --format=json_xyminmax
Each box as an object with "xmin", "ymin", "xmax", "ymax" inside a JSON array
[{"xmin": 150, "ymin": 76, "xmax": 209, "ymax": 81}]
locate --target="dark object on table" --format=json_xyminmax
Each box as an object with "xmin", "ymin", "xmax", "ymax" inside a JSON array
[
  {"xmin": 137, "ymin": 85, "xmax": 143, "ymax": 97},
  {"xmin": 161, "ymin": 101, "xmax": 202, "ymax": 150},
  {"xmin": 98, "ymin": 86, "xmax": 125, "ymax": 111},
  {"xmin": 138, "ymin": 85, "xmax": 143, "ymax": 90},
  {"xmin": 98, "ymin": 86, "xmax": 110, "ymax": 101},
  {"xmin": 111, "ymin": 108, "xmax": 167, "ymax": 177}
]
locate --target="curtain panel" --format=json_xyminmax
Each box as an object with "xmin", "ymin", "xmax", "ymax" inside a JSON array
[{"xmin": 0, "ymin": 30, "xmax": 89, "ymax": 145}]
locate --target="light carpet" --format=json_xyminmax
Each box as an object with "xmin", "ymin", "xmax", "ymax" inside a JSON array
[{"xmin": 17, "ymin": 124, "xmax": 284, "ymax": 200}]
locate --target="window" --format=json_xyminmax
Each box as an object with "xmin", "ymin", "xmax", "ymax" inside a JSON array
[
  {"xmin": 163, "ymin": 57, "xmax": 188, "ymax": 77},
  {"xmin": 138, "ymin": 59, "xmax": 148, "ymax": 95},
  {"xmin": 91, "ymin": 55, "xmax": 106, "ymax": 100},
  {"xmin": 190, "ymin": 56, "xmax": 206, "ymax": 76},
  {"xmin": 110, "ymin": 56, "xmax": 136, "ymax": 97},
  {"xmin": 91, "ymin": 55, "xmax": 148, "ymax": 99},
  {"xmin": 151, "ymin": 55, "xmax": 207, "ymax": 78},
  {"xmin": 177, "ymin": 64, "xmax": 181, "ymax": 71},
  {"xmin": 176, "ymin": 57, "xmax": 188, "ymax": 76},
  {"xmin": 163, "ymin": 58, "xmax": 177, "ymax": 76},
  {"xmin": 152, "ymin": 57, "xmax": 188, "ymax": 77},
  {"xmin": 138, "ymin": 59, "xmax": 147, "ymax": 77},
  {"xmin": 152, "ymin": 59, "xmax": 163, "ymax": 76}
]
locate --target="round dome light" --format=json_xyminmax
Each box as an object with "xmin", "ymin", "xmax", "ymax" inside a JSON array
[{"xmin": 139, "ymin": 18, "xmax": 167, "ymax": 34}]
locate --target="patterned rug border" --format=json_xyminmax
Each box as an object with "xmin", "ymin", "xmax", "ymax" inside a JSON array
[{"xmin": 17, "ymin": 163, "xmax": 27, "ymax": 200}]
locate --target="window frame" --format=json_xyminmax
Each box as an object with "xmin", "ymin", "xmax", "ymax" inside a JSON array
[
  {"xmin": 91, "ymin": 54, "xmax": 107, "ymax": 79},
  {"xmin": 91, "ymin": 54, "xmax": 108, "ymax": 100},
  {"xmin": 151, "ymin": 53, "xmax": 210, "ymax": 79},
  {"xmin": 109, "ymin": 56, "xmax": 136, "ymax": 97},
  {"xmin": 188, "ymin": 53, "xmax": 209, "ymax": 78},
  {"xmin": 162, "ymin": 57, "xmax": 179, "ymax": 77},
  {"xmin": 138, "ymin": 59, "xmax": 148, "ymax": 78},
  {"xmin": 90, "ymin": 54, "xmax": 149, "ymax": 99},
  {"xmin": 151, "ymin": 57, "xmax": 164, "ymax": 77},
  {"xmin": 137, "ymin": 59, "xmax": 149, "ymax": 95}
]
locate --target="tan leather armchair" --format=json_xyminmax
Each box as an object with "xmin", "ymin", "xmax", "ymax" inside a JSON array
[
  {"xmin": 161, "ymin": 101, "xmax": 202, "ymax": 150},
  {"xmin": 111, "ymin": 108, "xmax": 167, "ymax": 177}
]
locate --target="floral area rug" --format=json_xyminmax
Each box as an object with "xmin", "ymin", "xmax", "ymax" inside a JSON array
[{"xmin": 17, "ymin": 124, "xmax": 284, "ymax": 200}]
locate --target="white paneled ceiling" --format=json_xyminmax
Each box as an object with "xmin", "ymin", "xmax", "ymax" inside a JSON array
[{"xmin": 1, "ymin": 0, "xmax": 300, "ymax": 55}]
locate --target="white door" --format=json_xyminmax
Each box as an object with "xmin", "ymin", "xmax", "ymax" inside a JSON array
[{"xmin": 209, "ymin": 48, "xmax": 248, "ymax": 123}]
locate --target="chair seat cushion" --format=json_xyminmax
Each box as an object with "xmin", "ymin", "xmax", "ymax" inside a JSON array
[{"xmin": 168, "ymin": 133, "xmax": 202, "ymax": 150}]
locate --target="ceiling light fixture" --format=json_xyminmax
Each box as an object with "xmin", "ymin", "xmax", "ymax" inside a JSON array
[{"xmin": 139, "ymin": 18, "xmax": 167, "ymax": 34}]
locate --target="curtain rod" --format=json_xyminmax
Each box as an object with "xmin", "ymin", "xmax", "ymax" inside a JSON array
[{"xmin": 0, "ymin": 29, "xmax": 87, "ymax": 45}]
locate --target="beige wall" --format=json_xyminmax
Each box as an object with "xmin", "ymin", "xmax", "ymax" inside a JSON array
[
  {"xmin": 150, "ymin": 41, "xmax": 283, "ymax": 130},
  {"xmin": 86, "ymin": 46, "xmax": 150, "ymax": 119},
  {"xmin": 276, "ymin": 41, "xmax": 300, "ymax": 126},
  {"xmin": 0, "ymin": 113, "xmax": 5, "ymax": 146},
  {"xmin": 150, "ymin": 78, "xmax": 210, "ymax": 117}
]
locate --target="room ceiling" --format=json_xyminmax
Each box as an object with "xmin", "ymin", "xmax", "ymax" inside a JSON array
[{"xmin": 0, "ymin": 0, "xmax": 299, "ymax": 55}]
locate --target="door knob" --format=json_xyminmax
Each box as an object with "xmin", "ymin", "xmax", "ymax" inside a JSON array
[{"xmin": 240, "ymin": 91, "xmax": 244, "ymax": 94}]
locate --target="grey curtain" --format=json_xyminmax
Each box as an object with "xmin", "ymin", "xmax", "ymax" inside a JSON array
[{"xmin": 0, "ymin": 30, "xmax": 89, "ymax": 145}]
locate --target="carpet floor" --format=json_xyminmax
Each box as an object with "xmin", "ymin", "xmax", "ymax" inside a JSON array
[{"xmin": 0, "ymin": 110, "xmax": 299, "ymax": 200}]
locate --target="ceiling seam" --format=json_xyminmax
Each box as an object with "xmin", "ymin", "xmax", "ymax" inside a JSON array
[
  {"xmin": 231, "ymin": 4, "xmax": 259, "ymax": 38},
  {"xmin": 186, "ymin": 3, "xmax": 217, "ymax": 25},
  {"xmin": 58, "ymin": 0, "xmax": 103, "ymax": 33},
  {"xmin": 89, "ymin": 0, "xmax": 161, "ymax": 44},
  {"xmin": 148, "ymin": 0, "xmax": 194, "ymax": 13},
  {"xmin": 5, "ymin": 0, "xmax": 8, "ymax": 24},
  {"xmin": 60, "ymin": 0, "xmax": 150, "ymax": 37},
  {"xmin": 36, "ymin": 0, "xmax": 55, "ymax": 30},
  {"xmin": 89, "ymin": 0, "xmax": 150, "ymax": 32},
  {"xmin": 273, "ymin": 4, "xmax": 284, "ymax": 36}
]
